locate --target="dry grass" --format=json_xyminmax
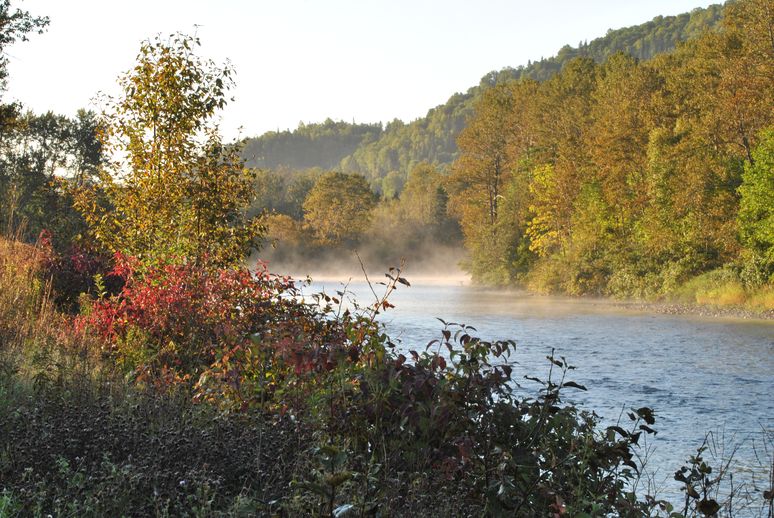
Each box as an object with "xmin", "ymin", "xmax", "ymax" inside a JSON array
[
  {"xmin": 674, "ymin": 268, "xmax": 774, "ymax": 312},
  {"xmin": 0, "ymin": 237, "xmax": 52, "ymax": 347},
  {"xmin": 746, "ymin": 284, "xmax": 774, "ymax": 311},
  {"xmin": 694, "ymin": 281, "xmax": 748, "ymax": 306}
]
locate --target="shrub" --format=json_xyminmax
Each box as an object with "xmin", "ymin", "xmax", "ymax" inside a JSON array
[
  {"xmin": 675, "ymin": 268, "xmax": 747, "ymax": 306},
  {"xmin": 745, "ymin": 284, "xmax": 774, "ymax": 311},
  {"xmin": 74, "ymin": 254, "xmax": 372, "ymax": 412},
  {"xmin": 35, "ymin": 231, "xmax": 118, "ymax": 312},
  {"xmin": 313, "ymin": 327, "xmax": 660, "ymax": 516}
]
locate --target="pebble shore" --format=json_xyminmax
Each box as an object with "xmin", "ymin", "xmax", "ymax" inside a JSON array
[{"xmin": 616, "ymin": 301, "xmax": 774, "ymax": 320}]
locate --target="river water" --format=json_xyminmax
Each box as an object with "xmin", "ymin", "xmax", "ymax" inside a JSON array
[{"xmin": 299, "ymin": 277, "xmax": 774, "ymax": 507}]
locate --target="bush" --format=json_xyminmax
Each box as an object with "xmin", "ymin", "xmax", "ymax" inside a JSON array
[
  {"xmin": 675, "ymin": 268, "xmax": 747, "ymax": 306},
  {"xmin": 74, "ymin": 254, "xmax": 376, "ymax": 413},
  {"xmin": 74, "ymin": 257, "xmax": 665, "ymax": 514},
  {"xmin": 745, "ymin": 284, "xmax": 774, "ymax": 311},
  {"xmin": 35, "ymin": 230, "xmax": 119, "ymax": 312}
]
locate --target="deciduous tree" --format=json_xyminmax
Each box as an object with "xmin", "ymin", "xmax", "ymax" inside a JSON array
[
  {"xmin": 738, "ymin": 128, "xmax": 774, "ymax": 285},
  {"xmin": 74, "ymin": 34, "xmax": 262, "ymax": 267},
  {"xmin": 303, "ymin": 171, "xmax": 376, "ymax": 246}
]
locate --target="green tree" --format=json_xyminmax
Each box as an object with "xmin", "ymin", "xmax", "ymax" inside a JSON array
[
  {"xmin": 380, "ymin": 170, "xmax": 405, "ymax": 199},
  {"xmin": 449, "ymin": 84, "xmax": 514, "ymax": 228},
  {"xmin": 587, "ymin": 53, "xmax": 654, "ymax": 231},
  {"xmin": 526, "ymin": 164, "xmax": 562, "ymax": 258},
  {"xmin": 303, "ymin": 171, "xmax": 376, "ymax": 246},
  {"xmin": 0, "ymin": 110, "xmax": 101, "ymax": 243},
  {"xmin": 248, "ymin": 168, "xmax": 286, "ymax": 217},
  {"xmin": 399, "ymin": 163, "xmax": 449, "ymax": 232},
  {"xmin": 0, "ymin": 0, "xmax": 49, "ymax": 237},
  {"xmin": 364, "ymin": 162, "xmax": 461, "ymax": 265},
  {"xmin": 74, "ymin": 34, "xmax": 261, "ymax": 267},
  {"xmin": 738, "ymin": 128, "xmax": 774, "ymax": 285},
  {"xmin": 284, "ymin": 169, "xmax": 322, "ymax": 220}
]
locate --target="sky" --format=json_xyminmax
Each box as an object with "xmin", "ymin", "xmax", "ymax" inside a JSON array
[{"xmin": 4, "ymin": 0, "xmax": 718, "ymax": 140}]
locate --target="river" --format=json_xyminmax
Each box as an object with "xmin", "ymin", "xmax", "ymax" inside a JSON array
[{"xmin": 299, "ymin": 276, "xmax": 774, "ymax": 507}]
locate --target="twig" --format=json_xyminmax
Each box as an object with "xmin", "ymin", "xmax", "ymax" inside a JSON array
[{"xmin": 355, "ymin": 251, "xmax": 380, "ymax": 306}]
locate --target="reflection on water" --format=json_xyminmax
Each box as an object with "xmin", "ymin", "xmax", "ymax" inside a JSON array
[{"xmin": 303, "ymin": 279, "xmax": 774, "ymax": 504}]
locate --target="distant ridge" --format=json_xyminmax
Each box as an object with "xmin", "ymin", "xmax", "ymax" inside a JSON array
[{"xmin": 240, "ymin": 3, "xmax": 724, "ymax": 189}]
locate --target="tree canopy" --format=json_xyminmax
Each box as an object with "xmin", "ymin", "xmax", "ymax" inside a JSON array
[
  {"xmin": 73, "ymin": 34, "xmax": 262, "ymax": 268},
  {"xmin": 240, "ymin": 3, "xmax": 724, "ymax": 187},
  {"xmin": 302, "ymin": 171, "xmax": 376, "ymax": 247},
  {"xmin": 448, "ymin": 0, "xmax": 773, "ymax": 295}
]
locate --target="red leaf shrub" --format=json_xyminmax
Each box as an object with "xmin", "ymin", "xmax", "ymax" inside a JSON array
[
  {"xmin": 38, "ymin": 230, "xmax": 119, "ymax": 311},
  {"xmin": 76, "ymin": 255, "xmax": 360, "ymax": 406}
]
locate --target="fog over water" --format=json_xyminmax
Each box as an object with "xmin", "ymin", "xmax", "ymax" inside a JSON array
[
  {"xmin": 261, "ymin": 244, "xmax": 471, "ymax": 286},
  {"xmin": 266, "ymin": 255, "xmax": 774, "ymax": 507}
]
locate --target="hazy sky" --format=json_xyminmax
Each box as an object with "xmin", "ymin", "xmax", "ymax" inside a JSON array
[{"xmin": 4, "ymin": 0, "xmax": 717, "ymax": 140}]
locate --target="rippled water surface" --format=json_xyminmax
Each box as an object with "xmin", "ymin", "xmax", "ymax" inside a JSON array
[{"xmin": 304, "ymin": 279, "xmax": 774, "ymax": 503}]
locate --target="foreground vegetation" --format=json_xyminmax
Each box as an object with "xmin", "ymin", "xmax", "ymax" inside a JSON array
[{"xmin": 2, "ymin": 235, "xmax": 773, "ymax": 517}]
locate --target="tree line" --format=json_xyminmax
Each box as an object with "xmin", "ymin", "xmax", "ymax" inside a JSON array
[
  {"xmin": 0, "ymin": 2, "xmax": 102, "ymax": 247},
  {"xmin": 251, "ymin": 163, "xmax": 461, "ymax": 269},
  {"xmin": 250, "ymin": 0, "xmax": 772, "ymax": 307},
  {"xmin": 448, "ymin": 0, "xmax": 772, "ymax": 300},
  {"xmin": 240, "ymin": 3, "xmax": 724, "ymax": 193},
  {"xmin": 2, "ymin": 0, "xmax": 770, "ymax": 307}
]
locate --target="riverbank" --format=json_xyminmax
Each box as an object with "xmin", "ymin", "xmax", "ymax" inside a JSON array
[
  {"xmin": 298, "ymin": 270, "xmax": 774, "ymax": 322},
  {"xmin": 616, "ymin": 300, "xmax": 774, "ymax": 320},
  {"xmin": 268, "ymin": 254, "xmax": 774, "ymax": 323}
]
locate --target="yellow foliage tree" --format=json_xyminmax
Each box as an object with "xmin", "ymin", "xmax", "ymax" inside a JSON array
[
  {"xmin": 74, "ymin": 34, "xmax": 262, "ymax": 268},
  {"xmin": 302, "ymin": 172, "xmax": 376, "ymax": 247}
]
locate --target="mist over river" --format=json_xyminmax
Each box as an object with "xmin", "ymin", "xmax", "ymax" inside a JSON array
[{"xmin": 296, "ymin": 275, "xmax": 774, "ymax": 505}]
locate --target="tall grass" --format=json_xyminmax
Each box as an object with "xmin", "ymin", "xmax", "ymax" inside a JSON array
[
  {"xmin": 674, "ymin": 268, "xmax": 774, "ymax": 311},
  {"xmin": 0, "ymin": 236, "xmax": 56, "ymax": 351}
]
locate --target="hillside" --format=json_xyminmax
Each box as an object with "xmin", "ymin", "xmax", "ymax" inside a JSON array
[
  {"xmin": 240, "ymin": 3, "xmax": 724, "ymax": 190},
  {"xmin": 240, "ymin": 119, "xmax": 382, "ymax": 171}
]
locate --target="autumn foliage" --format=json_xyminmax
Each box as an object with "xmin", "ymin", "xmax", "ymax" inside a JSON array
[{"xmin": 2, "ymin": 6, "xmax": 772, "ymax": 514}]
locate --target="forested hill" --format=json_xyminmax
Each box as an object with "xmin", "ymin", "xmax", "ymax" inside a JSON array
[
  {"xmin": 240, "ymin": 119, "xmax": 382, "ymax": 171},
  {"xmin": 489, "ymin": 3, "xmax": 724, "ymax": 84},
  {"xmin": 240, "ymin": 3, "xmax": 723, "ymax": 188}
]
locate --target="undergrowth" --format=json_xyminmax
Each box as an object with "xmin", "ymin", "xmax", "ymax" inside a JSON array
[{"xmin": 0, "ymin": 235, "xmax": 772, "ymax": 517}]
